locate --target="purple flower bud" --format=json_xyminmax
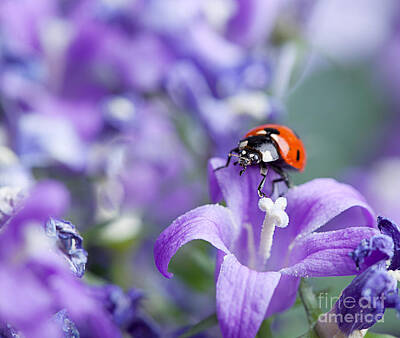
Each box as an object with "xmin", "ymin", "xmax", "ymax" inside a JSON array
[
  {"xmin": 378, "ymin": 216, "xmax": 400, "ymax": 270},
  {"xmin": 350, "ymin": 234, "xmax": 394, "ymax": 270},
  {"xmin": 45, "ymin": 218, "xmax": 88, "ymax": 278},
  {"xmin": 334, "ymin": 264, "xmax": 399, "ymax": 335}
]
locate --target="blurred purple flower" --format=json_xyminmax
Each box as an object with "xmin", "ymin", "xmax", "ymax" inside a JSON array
[
  {"xmin": 16, "ymin": 113, "xmax": 87, "ymax": 170},
  {"xmin": 0, "ymin": 323, "xmax": 19, "ymax": 338},
  {"xmin": 0, "ymin": 181, "xmax": 120, "ymax": 338},
  {"xmin": 94, "ymin": 100, "xmax": 202, "ymax": 223},
  {"xmin": 226, "ymin": 0, "xmax": 282, "ymax": 47},
  {"xmin": 0, "ymin": 186, "xmax": 25, "ymax": 229},
  {"xmin": 90, "ymin": 285, "xmax": 160, "ymax": 338},
  {"xmin": 0, "ymin": 0, "xmax": 286, "ymax": 163},
  {"xmin": 165, "ymin": 57, "xmax": 276, "ymax": 152},
  {"xmin": 349, "ymin": 158, "xmax": 400, "ymax": 227},
  {"xmin": 45, "ymin": 218, "xmax": 88, "ymax": 278},
  {"xmin": 331, "ymin": 217, "xmax": 400, "ymax": 335},
  {"xmin": 154, "ymin": 158, "xmax": 378, "ymax": 337}
]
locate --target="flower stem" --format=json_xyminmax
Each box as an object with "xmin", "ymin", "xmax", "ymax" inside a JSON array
[
  {"xmin": 179, "ymin": 313, "xmax": 218, "ymax": 338},
  {"xmin": 299, "ymin": 279, "xmax": 322, "ymax": 328}
]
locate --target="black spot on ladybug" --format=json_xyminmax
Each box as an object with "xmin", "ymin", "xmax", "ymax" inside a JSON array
[
  {"xmin": 296, "ymin": 150, "xmax": 300, "ymax": 161},
  {"xmin": 265, "ymin": 128, "xmax": 280, "ymax": 135}
]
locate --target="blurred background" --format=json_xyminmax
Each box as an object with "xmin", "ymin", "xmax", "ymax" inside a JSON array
[{"xmin": 1, "ymin": 0, "xmax": 400, "ymax": 336}]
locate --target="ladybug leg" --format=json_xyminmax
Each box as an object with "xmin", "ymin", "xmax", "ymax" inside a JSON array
[
  {"xmin": 270, "ymin": 166, "xmax": 291, "ymax": 197},
  {"xmin": 257, "ymin": 164, "xmax": 268, "ymax": 197},
  {"xmin": 214, "ymin": 147, "xmax": 239, "ymax": 171}
]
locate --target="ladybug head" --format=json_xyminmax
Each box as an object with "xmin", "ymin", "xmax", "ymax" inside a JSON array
[{"xmin": 238, "ymin": 148, "xmax": 261, "ymax": 169}]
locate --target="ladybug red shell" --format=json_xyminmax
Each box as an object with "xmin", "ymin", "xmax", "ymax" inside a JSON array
[
  {"xmin": 215, "ymin": 124, "xmax": 306, "ymax": 197},
  {"xmin": 244, "ymin": 124, "xmax": 306, "ymax": 171}
]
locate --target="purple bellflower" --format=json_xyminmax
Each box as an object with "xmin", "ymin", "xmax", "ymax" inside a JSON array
[
  {"xmin": 154, "ymin": 158, "xmax": 379, "ymax": 338},
  {"xmin": 319, "ymin": 217, "xmax": 400, "ymax": 336},
  {"xmin": 0, "ymin": 181, "xmax": 120, "ymax": 338}
]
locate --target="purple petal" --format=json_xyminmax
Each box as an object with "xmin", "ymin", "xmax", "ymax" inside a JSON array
[
  {"xmin": 154, "ymin": 205, "xmax": 237, "ymax": 278},
  {"xmin": 3, "ymin": 180, "xmax": 70, "ymax": 246},
  {"xmin": 280, "ymin": 227, "xmax": 380, "ymax": 277},
  {"xmin": 267, "ymin": 178, "xmax": 375, "ymax": 271},
  {"xmin": 186, "ymin": 22, "xmax": 244, "ymax": 71},
  {"xmin": 265, "ymin": 274, "xmax": 300, "ymax": 317},
  {"xmin": 216, "ymin": 254, "xmax": 280, "ymax": 338},
  {"xmin": 226, "ymin": 0, "xmax": 281, "ymax": 47},
  {"xmin": 208, "ymin": 158, "xmax": 279, "ymax": 247},
  {"xmin": 287, "ymin": 178, "xmax": 375, "ymax": 236}
]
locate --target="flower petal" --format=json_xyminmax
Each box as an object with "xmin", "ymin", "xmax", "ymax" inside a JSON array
[
  {"xmin": 0, "ymin": 180, "xmax": 70, "ymax": 256},
  {"xmin": 216, "ymin": 254, "xmax": 281, "ymax": 338},
  {"xmin": 267, "ymin": 178, "xmax": 375, "ymax": 271},
  {"xmin": 208, "ymin": 157, "xmax": 279, "ymax": 246},
  {"xmin": 287, "ymin": 178, "xmax": 375, "ymax": 236},
  {"xmin": 280, "ymin": 227, "xmax": 380, "ymax": 277},
  {"xmin": 226, "ymin": 0, "xmax": 281, "ymax": 47},
  {"xmin": 154, "ymin": 205, "xmax": 237, "ymax": 278},
  {"xmin": 11, "ymin": 180, "xmax": 70, "ymax": 229},
  {"xmin": 265, "ymin": 274, "xmax": 300, "ymax": 317}
]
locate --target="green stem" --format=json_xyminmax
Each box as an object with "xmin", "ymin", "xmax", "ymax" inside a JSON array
[
  {"xmin": 299, "ymin": 279, "xmax": 322, "ymax": 327},
  {"xmin": 179, "ymin": 313, "xmax": 218, "ymax": 338}
]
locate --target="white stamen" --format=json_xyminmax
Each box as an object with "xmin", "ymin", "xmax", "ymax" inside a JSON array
[{"xmin": 258, "ymin": 197, "xmax": 289, "ymax": 265}]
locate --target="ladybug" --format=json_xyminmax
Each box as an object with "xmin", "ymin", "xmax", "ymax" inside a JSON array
[{"xmin": 216, "ymin": 124, "xmax": 306, "ymax": 197}]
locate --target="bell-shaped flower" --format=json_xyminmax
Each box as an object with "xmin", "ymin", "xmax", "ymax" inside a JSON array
[{"xmin": 154, "ymin": 158, "xmax": 379, "ymax": 337}]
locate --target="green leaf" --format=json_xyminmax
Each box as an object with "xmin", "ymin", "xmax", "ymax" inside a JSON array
[{"xmin": 179, "ymin": 313, "xmax": 218, "ymax": 338}]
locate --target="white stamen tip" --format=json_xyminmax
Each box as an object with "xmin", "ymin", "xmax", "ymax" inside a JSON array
[
  {"xmin": 258, "ymin": 197, "xmax": 289, "ymax": 228},
  {"xmin": 275, "ymin": 197, "xmax": 287, "ymax": 210},
  {"xmin": 258, "ymin": 197, "xmax": 289, "ymax": 265},
  {"xmin": 258, "ymin": 197, "xmax": 274, "ymax": 212}
]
